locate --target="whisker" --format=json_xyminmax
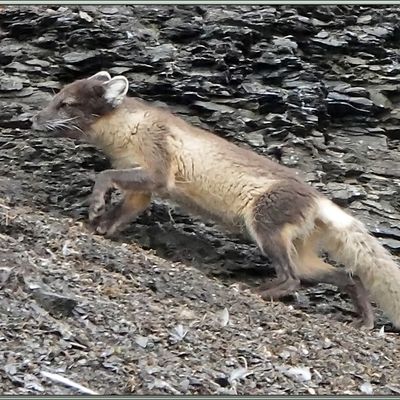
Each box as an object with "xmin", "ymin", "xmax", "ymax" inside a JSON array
[
  {"xmin": 55, "ymin": 117, "xmax": 79, "ymax": 123},
  {"xmin": 45, "ymin": 117, "xmax": 84, "ymax": 135},
  {"xmin": 53, "ymin": 122, "xmax": 70, "ymax": 129},
  {"xmin": 71, "ymin": 124, "xmax": 85, "ymax": 135}
]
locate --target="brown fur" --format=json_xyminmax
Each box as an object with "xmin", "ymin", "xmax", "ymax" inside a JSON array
[{"xmin": 32, "ymin": 71, "xmax": 400, "ymax": 329}]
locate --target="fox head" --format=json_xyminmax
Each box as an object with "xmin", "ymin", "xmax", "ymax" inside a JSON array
[{"xmin": 32, "ymin": 71, "xmax": 130, "ymax": 139}]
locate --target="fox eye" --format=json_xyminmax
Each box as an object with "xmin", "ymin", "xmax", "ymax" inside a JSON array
[{"xmin": 59, "ymin": 98, "xmax": 78, "ymax": 108}]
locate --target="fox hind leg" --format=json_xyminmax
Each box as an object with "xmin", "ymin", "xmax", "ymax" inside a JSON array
[
  {"xmin": 295, "ymin": 233, "xmax": 375, "ymax": 329},
  {"xmin": 247, "ymin": 183, "xmax": 317, "ymax": 300},
  {"xmin": 249, "ymin": 223, "xmax": 301, "ymax": 300},
  {"xmin": 250, "ymin": 221, "xmax": 375, "ymax": 328}
]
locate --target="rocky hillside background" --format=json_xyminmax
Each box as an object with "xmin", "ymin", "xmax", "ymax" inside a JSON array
[{"xmin": 0, "ymin": 5, "xmax": 400, "ymax": 395}]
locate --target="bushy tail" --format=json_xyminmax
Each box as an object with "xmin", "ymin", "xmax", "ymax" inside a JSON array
[{"xmin": 317, "ymin": 198, "xmax": 400, "ymax": 328}]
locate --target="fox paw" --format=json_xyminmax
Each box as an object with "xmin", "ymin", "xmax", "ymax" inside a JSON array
[
  {"xmin": 90, "ymin": 203, "xmax": 129, "ymax": 238},
  {"xmin": 88, "ymin": 191, "xmax": 107, "ymax": 223},
  {"xmin": 257, "ymin": 278, "xmax": 300, "ymax": 300},
  {"xmin": 92, "ymin": 215, "xmax": 120, "ymax": 238},
  {"xmin": 350, "ymin": 318, "xmax": 375, "ymax": 331}
]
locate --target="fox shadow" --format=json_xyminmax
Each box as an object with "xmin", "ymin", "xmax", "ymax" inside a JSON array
[{"xmin": 100, "ymin": 200, "xmax": 382, "ymax": 328}]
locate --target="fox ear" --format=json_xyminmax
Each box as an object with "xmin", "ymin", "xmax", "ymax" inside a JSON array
[
  {"xmin": 88, "ymin": 71, "xmax": 111, "ymax": 82},
  {"xmin": 102, "ymin": 76, "xmax": 129, "ymax": 107}
]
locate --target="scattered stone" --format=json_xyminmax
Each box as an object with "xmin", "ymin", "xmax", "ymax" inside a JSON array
[{"xmin": 31, "ymin": 289, "xmax": 78, "ymax": 317}]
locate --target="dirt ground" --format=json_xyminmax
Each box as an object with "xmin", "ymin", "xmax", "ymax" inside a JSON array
[{"xmin": 0, "ymin": 5, "xmax": 400, "ymax": 395}]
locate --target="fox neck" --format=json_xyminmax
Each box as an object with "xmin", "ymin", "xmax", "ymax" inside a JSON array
[{"xmin": 88, "ymin": 105, "xmax": 139, "ymax": 165}]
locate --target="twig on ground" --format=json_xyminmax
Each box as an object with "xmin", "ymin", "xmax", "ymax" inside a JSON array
[{"xmin": 40, "ymin": 371, "xmax": 100, "ymax": 395}]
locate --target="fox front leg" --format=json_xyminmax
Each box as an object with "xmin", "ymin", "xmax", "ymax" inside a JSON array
[
  {"xmin": 88, "ymin": 167, "xmax": 161, "ymax": 232},
  {"xmin": 92, "ymin": 191, "xmax": 152, "ymax": 237}
]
